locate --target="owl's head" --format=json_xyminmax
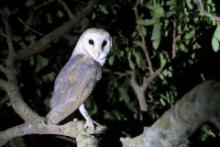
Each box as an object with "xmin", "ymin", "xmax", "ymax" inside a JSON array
[{"xmin": 72, "ymin": 28, "xmax": 112, "ymax": 66}]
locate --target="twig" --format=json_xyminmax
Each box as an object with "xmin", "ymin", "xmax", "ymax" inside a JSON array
[
  {"xmin": 102, "ymin": 68, "xmax": 133, "ymax": 77},
  {"xmin": 17, "ymin": 17, "xmax": 43, "ymax": 36},
  {"xmin": 143, "ymin": 64, "xmax": 165, "ymax": 90},
  {"xmin": 57, "ymin": 0, "xmax": 74, "ymax": 19},
  {"xmin": 133, "ymin": 1, "xmax": 154, "ymax": 74},
  {"xmin": 194, "ymin": 0, "xmax": 220, "ymax": 22},
  {"xmin": 139, "ymin": 30, "xmax": 154, "ymax": 74},
  {"xmin": 0, "ymin": 96, "xmax": 8, "ymax": 106},
  {"xmin": 0, "ymin": 65, "xmax": 7, "ymax": 75},
  {"xmin": 2, "ymin": 15, "xmax": 14, "ymax": 60},
  {"xmin": 34, "ymin": 0, "xmax": 55, "ymax": 10},
  {"xmin": 172, "ymin": 20, "xmax": 177, "ymax": 58}
]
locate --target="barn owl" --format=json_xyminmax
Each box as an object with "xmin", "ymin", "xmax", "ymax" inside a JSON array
[{"xmin": 45, "ymin": 28, "xmax": 111, "ymax": 129}]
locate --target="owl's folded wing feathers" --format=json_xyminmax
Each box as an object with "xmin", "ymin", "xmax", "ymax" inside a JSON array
[{"xmin": 45, "ymin": 55, "xmax": 101, "ymax": 124}]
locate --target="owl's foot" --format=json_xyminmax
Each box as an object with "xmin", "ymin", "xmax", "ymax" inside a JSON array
[{"xmin": 84, "ymin": 119, "xmax": 100, "ymax": 131}]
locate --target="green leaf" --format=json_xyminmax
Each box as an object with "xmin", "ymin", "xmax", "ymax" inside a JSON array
[
  {"xmin": 128, "ymin": 51, "xmax": 135, "ymax": 70},
  {"xmin": 211, "ymin": 26, "xmax": 220, "ymax": 52},
  {"xmin": 99, "ymin": 5, "xmax": 108, "ymax": 15},
  {"xmin": 214, "ymin": 26, "xmax": 220, "ymax": 40},
  {"xmin": 159, "ymin": 52, "xmax": 166, "ymax": 65},
  {"xmin": 57, "ymin": 10, "xmax": 64, "ymax": 18},
  {"xmin": 185, "ymin": 30, "xmax": 195, "ymax": 40},
  {"xmin": 134, "ymin": 51, "xmax": 144, "ymax": 68},
  {"xmin": 148, "ymin": 4, "xmax": 165, "ymax": 18},
  {"xmin": 118, "ymin": 87, "xmax": 129, "ymax": 102},
  {"xmin": 151, "ymin": 23, "xmax": 161, "ymax": 49},
  {"xmin": 25, "ymin": 0, "xmax": 35, "ymax": 7},
  {"xmin": 36, "ymin": 56, "xmax": 49, "ymax": 72},
  {"xmin": 137, "ymin": 19, "xmax": 158, "ymax": 26},
  {"xmin": 186, "ymin": 0, "xmax": 193, "ymax": 10},
  {"xmin": 8, "ymin": 137, "xmax": 25, "ymax": 147},
  {"xmin": 160, "ymin": 97, "xmax": 166, "ymax": 106},
  {"xmin": 42, "ymin": 72, "xmax": 56, "ymax": 82},
  {"xmin": 211, "ymin": 37, "xmax": 219, "ymax": 52},
  {"xmin": 108, "ymin": 55, "xmax": 115, "ymax": 65},
  {"xmin": 47, "ymin": 14, "xmax": 52, "ymax": 24}
]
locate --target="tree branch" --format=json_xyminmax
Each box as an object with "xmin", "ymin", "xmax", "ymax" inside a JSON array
[
  {"xmin": 0, "ymin": 120, "xmax": 106, "ymax": 146},
  {"xmin": 133, "ymin": 1, "xmax": 154, "ymax": 74},
  {"xmin": 0, "ymin": 1, "xmax": 104, "ymax": 146},
  {"xmin": 16, "ymin": 0, "xmax": 98, "ymax": 60},
  {"xmin": 130, "ymin": 0, "xmax": 165, "ymax": 112},
  {"xmin": 130, "ymin": 71, "xmax": 148, "ymax": 111},
  {"xmin": 194, "ymin": 0, "xmax": 220, "ymax": 22},
  {"xmin": 123, "ymin": 80, "xmax": 220, "ymax": 147}
]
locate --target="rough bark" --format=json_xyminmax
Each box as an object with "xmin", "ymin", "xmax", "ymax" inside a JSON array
[{"xmin": 122, "ymin": 80, "xmax": 220, "ymax": 147}]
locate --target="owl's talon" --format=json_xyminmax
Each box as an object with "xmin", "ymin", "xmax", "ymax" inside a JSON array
[
  {"xmin": 85, "ymin": 120, "xmax": 94, "ymax": 129},
  {"xmin": 84, "ymin": 119, "xmax": 100, "ymax": 131}
]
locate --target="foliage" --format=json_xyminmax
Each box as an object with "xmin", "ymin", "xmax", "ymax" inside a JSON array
[{"xmin": 0, "ymin": 0, "xmax": 220, "ymax": 146}]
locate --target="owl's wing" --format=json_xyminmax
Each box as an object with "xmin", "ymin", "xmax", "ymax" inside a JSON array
[{"xmin": 45, "ymin": 55, "xmax": 102, "ymax": 124}]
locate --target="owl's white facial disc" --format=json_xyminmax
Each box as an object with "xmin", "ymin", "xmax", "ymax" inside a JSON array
[{"xmin": 79, "ymin": 28, "xmax": 112, "ymax": 66}]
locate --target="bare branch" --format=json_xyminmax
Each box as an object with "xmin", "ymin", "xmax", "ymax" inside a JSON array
[
  {"xmin": 0, "ymin": 79, "xmax": 9, "ymax": 91},
  {"xmin": 129, "ymin": 64, "xmax": 164, "ymax": 112},
  {"xmin": 1, "ymin": 10, "xmax": 15, "ymax": 60},
  {"xmin": 0, "ymin": 79, "xmax": 42, "ymax": 121},
  {"xmin": 143, "ymin": 64, "xmax": 165, "ymax": 90},
  {"xmin": 17, "ymin": 17, "xmax": 43, "ymax": 36},
  {"xmin": 0, "ymin": 120, "xmax": 105, "ymax": 146},
  {"xmin": 172, "ymin": 21, "xmax": 187, "ymax": 59},
  {"xmin": 133, "ymin": 1, "xmax": 154, "ymax": 74},
  {"xmin": 172, "ymin": 20, "xmax": 177, "ymax": 59},
  {"xmin": 0, "ymin": 65, "xmax": 7, "ymax": 75},
  {"xmin": 102, "ymin": 68, "xmax": 133, "ymax": 78},
  {"xmin": 130, "ymin": 72, "xmax": 148, "ymax": 111},
  {"xmin": 57, "ymin": 0, "xmax": 74, "ymax": 19},
  {"xmin": 16, "ymin": 0, "xmax": 98, "ymax": 60},
  {"xmin": 0, "ymin": 96, "xmax": 8, "ymax": 106},
  {"xmin": 139, "ymin": 31, "xmax": 154, "ymax": 74}
]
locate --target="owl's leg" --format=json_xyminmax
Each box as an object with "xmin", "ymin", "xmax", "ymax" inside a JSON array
[{"xmin": 79, "ymin": 104, "xmax": 98, "ymax": 130}]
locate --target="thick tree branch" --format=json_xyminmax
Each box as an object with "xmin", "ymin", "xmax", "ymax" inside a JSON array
[
  {"xmin": 16, "ymin": 0, "xmax": 98, "ymax": 60},
  {"xmin": 0, "ymin": 120, "xmax": 105, "ymax": 146},
  {"xmin": 130, "ymin": 72, "xmax": 148, "ymax": 111},
  {"xmin": 123, "ymin": 80, "xmax": 220, "ymax": 147},
  {"xmin": 0, "ymin": 13, "xmax": 41, "ymax": 121},
  {"xmin": 2, "ymin": 80, "xmax": 42, "ymax": 121}
]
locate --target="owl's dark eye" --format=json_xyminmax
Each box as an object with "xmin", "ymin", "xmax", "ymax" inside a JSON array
[
  {"xmin": 88, "ymin": 39, "xmax": 94, "ymax": 45},
  {"xmin": 102, "ymin": 40, "xmax": 107, "ymax": 48}
]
